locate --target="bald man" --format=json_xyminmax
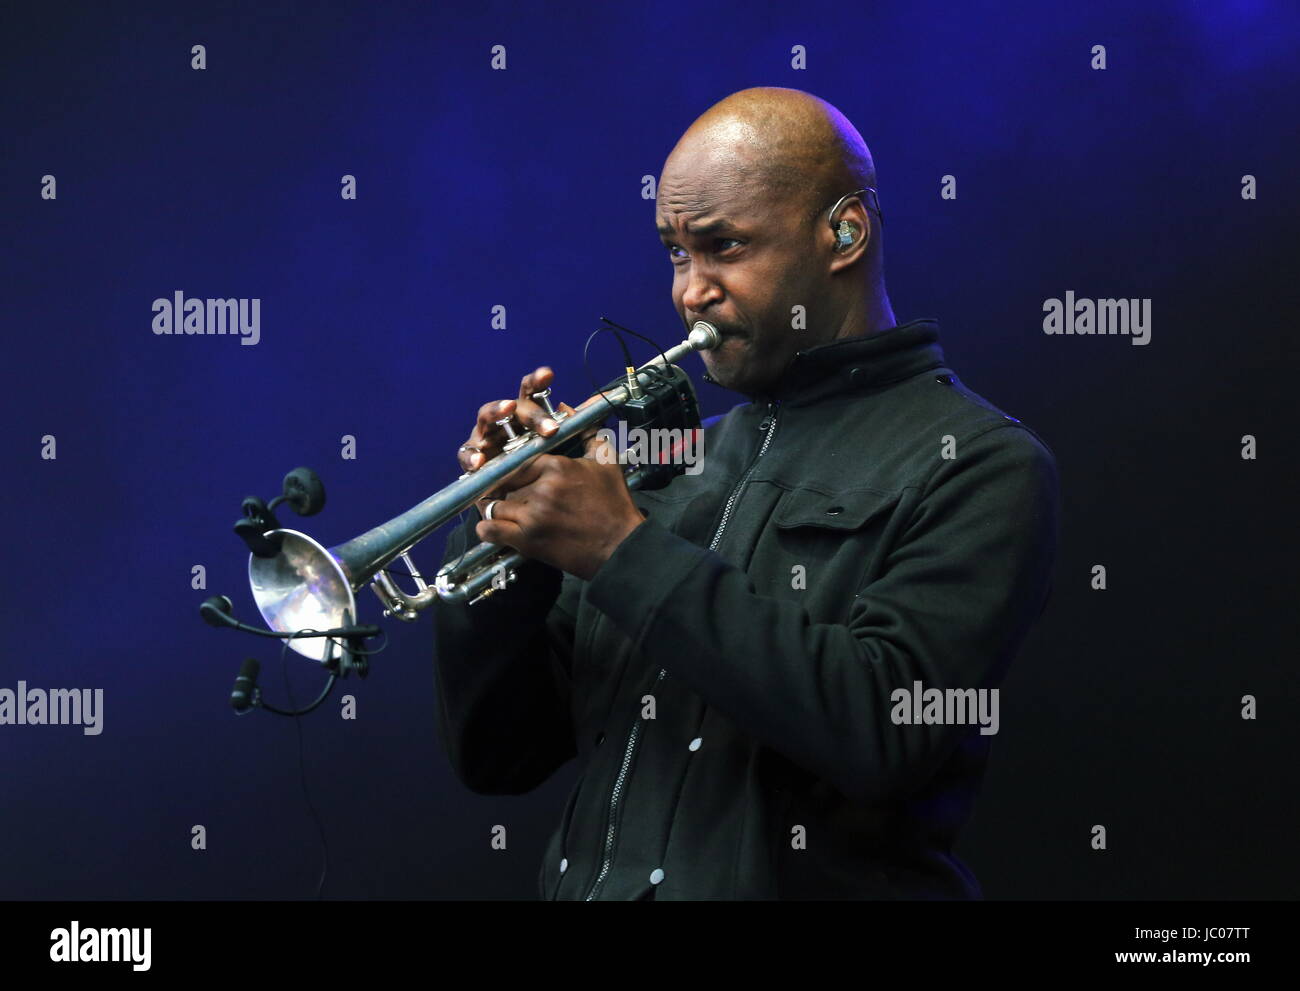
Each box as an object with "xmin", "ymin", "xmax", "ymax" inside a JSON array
[{"xmin": 433, "ymin": 87, "xmax": 1060, "ymax": 900}]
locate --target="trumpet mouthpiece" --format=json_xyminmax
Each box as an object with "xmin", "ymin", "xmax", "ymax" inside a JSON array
[{"xmin": 688, "ymin": 321, "xmax": 722, "ymax": 351}]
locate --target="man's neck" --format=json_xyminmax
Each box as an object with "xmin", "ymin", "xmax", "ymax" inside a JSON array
[{"xmin": 832, "ymin": 289, "xmax": 896, "ymax": 342}]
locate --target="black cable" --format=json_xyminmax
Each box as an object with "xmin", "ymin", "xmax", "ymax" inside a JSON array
[
  {"xmin": 582, "ymin": 326, "xmax": 628, "ymax": 413},
  {"xmin": 256, "ymin": 675, "xmax": 337, "ymax": 716},
  {"xmin": 580, "ymin": 318, "xmax": 670, "ymax": 411},
  {"xmin": 597, "ymin": 316, "xmax": 670, "ymax": 371},
  {"xmin": 278, "ymin": 629, "xmax": 331, "ymax": 900},
  {"xmin": 606, "ymin": 320, "xmax": 635, "ymax": 367}
]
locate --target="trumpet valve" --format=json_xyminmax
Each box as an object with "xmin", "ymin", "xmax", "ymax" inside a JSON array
[
  {"xmin": 497, "ymin": 415, "xmax": 533, "ymax": 454},
  {"xmin": 503, "ymin": 434, "xmax": 532, "ymax": 454},
  {"xmin": 531, "ymin": 387, "xmax": 559, "ymax": 419}
]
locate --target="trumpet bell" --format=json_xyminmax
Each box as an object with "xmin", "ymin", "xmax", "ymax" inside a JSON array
[{"xmin": 248, "ymin": 529, "xmax": 356, "ymax": 662}]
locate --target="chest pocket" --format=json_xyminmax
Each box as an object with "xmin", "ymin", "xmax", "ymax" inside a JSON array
[
  {"xmin": 766, "ymin": 486, "xmax": 901, "ymax": 617},
  {"xmin": 771, "ymin": 485, "xmax": 898, "ymax": 530}
]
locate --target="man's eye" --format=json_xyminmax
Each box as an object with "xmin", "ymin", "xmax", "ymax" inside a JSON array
[{"xmin": 665, "ymin": 239, "xmax": 741, "ymax": 262}]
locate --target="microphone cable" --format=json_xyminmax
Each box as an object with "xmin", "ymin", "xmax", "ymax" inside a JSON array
[{"xmin": 279, "ymin": 629, "xmax": 330, "ymax": 901}]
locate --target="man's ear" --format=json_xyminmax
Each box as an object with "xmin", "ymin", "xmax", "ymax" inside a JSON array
[{"xmin": 828, "ymin": 199, "xmax": 872, "ymax": 271}]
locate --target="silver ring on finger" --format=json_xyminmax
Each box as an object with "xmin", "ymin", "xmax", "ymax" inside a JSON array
[{"xmin": 483, "ymin": 499, "xmax": 500, "ymax": 521}]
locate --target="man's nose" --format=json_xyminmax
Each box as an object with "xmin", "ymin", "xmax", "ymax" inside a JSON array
[{"xmin": 681, "ymin": 265, "xmax": 723, "ymax": 313}]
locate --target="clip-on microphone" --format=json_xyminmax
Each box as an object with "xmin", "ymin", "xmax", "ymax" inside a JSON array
[
  {"xmin": 200, "ymin": 594, "xmax": 379, "ymax": 716},
  {"xmin": 206, "ymin": 468, "xmax": 382, "ymax": 717}
]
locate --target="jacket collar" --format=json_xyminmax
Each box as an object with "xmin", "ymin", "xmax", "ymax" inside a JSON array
[{"xmin": 742, "ymin": 318, "xmax": 947, "ymax": 408}]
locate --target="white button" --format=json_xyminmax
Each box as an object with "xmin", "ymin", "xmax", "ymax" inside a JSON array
[
  {"xmin": 560, "ymin": 858, "xmax": 568, "ymax": 873},
  {"xmin": 688, "ymin": 737, "xmax": 703, "ymax": 752},
  {"xmin": 649, "ymin": 868, "xmax": 665, "ymax": 885}
]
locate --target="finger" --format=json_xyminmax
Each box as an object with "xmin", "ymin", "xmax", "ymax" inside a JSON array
[
  {"xmin": 493, "ymin": 453, "xmax": 558, "ymax": 494},
  {"xmin": 460, "ymin": 399, "xmax": 518, "ymax": 471},
  {"xmin": 470, "ymin": 491, "xmax": 504, "ymax": 520},
  {"xmin": 458, "ymin": 440, "xmax": 487, "ymax": 473},
  {"xmin": 473, "ymin": 492, "xmax": 508, "ymax": 515},
  {"xmin": 555, "ymin": 401, "xmax": 604, "ymax": 448},
  {"xmin": 511, "ymin": 395, "xmax": 558, "ymax": 440},
  {"xmin": 475, "ymin": 498, "xmax": 526, "ymax": 547},
  {"xmin": 518, "ymin": 366, "xmax": 553, "ymax": 399},
  {"xmin": 459, "ymin": 434, "xmax": 496, "ymax": 472},
  {"xmin": 470, "ymin": 451, "xmax": 555, "ymax": 507},
  {"xmin": 516, "ymin": 367, "xmax": 561, "ymax": 437},
  {"xmin": 475, "ymin": 398, "xmax": 516, "ymax": 434},
  {"xmin": 482, "ymin": 398, "xmax": 520, "ymax": 442}
]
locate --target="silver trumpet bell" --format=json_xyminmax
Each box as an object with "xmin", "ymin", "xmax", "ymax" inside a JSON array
[{"xmin": 249, "ymin": 321, "xmax": 722, "ymax": 660}]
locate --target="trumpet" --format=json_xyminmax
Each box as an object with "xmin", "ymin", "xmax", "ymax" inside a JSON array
[{"xmin": 248, "ymin": 321, "xmax": 722, "ymax": 660}]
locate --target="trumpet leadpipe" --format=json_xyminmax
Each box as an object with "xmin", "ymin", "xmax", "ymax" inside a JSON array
[{"xmin": 336, "ymin": 321, "xmax": 721, "ymax": 583}]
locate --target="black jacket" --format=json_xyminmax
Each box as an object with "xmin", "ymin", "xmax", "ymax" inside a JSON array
[{"xmin": 432, "ymin": 319, "xmax": 1060, "ymax": 900}]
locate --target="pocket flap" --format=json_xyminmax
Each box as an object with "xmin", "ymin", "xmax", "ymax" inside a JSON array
[{"xmin": 772, "ymin": 486, "xmax": 899, "ymax": 531}]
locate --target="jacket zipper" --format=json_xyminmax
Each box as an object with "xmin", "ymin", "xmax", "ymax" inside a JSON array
[
  {"xmin": 582, "ymin": 399, "xmax": 781, "ymax": 900},
  {"xmin": 708, "ymin": 400, "xmax": 780, "ymax": 552}
]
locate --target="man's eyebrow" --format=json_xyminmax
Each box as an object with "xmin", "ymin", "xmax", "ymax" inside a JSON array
[{"xmin": 656, "ymin": 218, "xmax": 741, "ymax": 238}]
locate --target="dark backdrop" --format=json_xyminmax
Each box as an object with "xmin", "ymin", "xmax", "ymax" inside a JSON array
[{"xmin": 2, "ymin": 0, "xmax": 1296, "ymax": 899}]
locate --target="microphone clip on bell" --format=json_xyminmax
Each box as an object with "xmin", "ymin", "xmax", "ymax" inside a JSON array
[
  {"xmin": 233, "ymin": 467, "xmax": 327, "ymax": 558},
  {"xmin": 234, "ymin": 496, "xmax": 284, "ymax": 558}
]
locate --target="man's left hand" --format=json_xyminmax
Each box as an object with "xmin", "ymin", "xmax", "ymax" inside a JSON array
[{"xmin": 473, "ymin": 433, "xmax": 646, "ymax": 581}]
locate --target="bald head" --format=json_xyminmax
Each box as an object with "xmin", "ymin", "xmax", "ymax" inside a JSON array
[{"xmin": 663, "ymin": 87, "xmax": 877, "ymax": 226}]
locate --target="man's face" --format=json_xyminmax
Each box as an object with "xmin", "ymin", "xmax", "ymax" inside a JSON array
[{"xmin": 656, "ymin": 163, "xmax": 823, "ymax": 398}]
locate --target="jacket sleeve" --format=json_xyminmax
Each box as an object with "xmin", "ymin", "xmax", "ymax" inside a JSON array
[
  {"xmin": 431, "ymin": 508, "xmax": 579, "ymax": 795},
  {"xmin": 583, "ymin": 423, "xmax": 1060, "ymax": 806}
]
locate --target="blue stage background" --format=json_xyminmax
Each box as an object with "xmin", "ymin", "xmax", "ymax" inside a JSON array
[{"xmin": 2, "ymin": 0, "xmax": 1297, "ymax": 899}]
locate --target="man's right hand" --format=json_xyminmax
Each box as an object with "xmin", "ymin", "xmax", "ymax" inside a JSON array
[{"xmin": 456, "ymin": 366, "xmax": 601, "ymax": 507}]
